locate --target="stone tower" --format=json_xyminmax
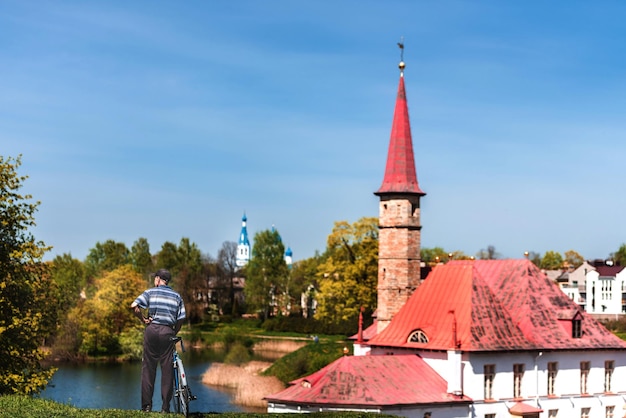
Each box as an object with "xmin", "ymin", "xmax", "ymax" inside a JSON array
[{"xmin": 374, "ymin": 57, "xmax": 425, "ymax": 333}]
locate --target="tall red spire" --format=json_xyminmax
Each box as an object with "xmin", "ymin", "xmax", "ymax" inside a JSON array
[{"xmin": 375, "ymin": 62, "xmax": 425, "ymax": 196}]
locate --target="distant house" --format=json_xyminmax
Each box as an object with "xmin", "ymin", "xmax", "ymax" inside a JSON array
[
  {"xmin": 586, "ymin": 263, "xmax": 626, "ymax": 316},
  {"xmin": 265, "ymin": 56, "xmax": 626, "ymax": 418},
  {"xmin": 557, "ymin": 260, "xmax": 626, "ymax": 318}
]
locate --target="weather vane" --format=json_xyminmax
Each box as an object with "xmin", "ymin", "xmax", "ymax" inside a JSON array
[{"xmin": 397, "ymin": 36, "xmax": 405, "ymax": 73}]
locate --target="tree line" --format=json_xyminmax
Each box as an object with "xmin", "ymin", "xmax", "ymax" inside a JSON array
[{"xmin": 4, "ymin": 154, "xmax": 626, "ymax": 396}]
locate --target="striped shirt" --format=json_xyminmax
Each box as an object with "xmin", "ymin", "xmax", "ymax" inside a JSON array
[{"xmin": 133, "ymin": 285, "xmax": 186, "ymax": 326}]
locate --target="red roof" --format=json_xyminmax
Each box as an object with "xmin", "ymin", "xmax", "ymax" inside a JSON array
[
  {"xmin": 509, "ymin": 401, "xmax": 543, "ymax": 415},
  {"xmin": 265, "ymin": 354, "xmax": 471, "ymax": 407},
  {"xmin": 369, "ymin": 259, "xmax": 626, "ymax": 351},
  {"xmin": 376, "ymin": 74, "xmax": 425, "ymax": 196},
  {"xmin": 596, "ymin": 265, "xmax": 625, "ymax": 277}
]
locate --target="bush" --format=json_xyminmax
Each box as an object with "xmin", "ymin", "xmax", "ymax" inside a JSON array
[
  {"xmin": 263, "ymin": 341, "xmax": 346, "ymax": 384},
  {"xmin": 224, "ymin": 342, "xmax": 252, "ymax": 365},
  {"xmin": 118, "ymin": 328, "xmax": 143, "ymax": 361},
  {"xmin": 260, "ymin": 315, "xmax": 370, "ymax": 336}
]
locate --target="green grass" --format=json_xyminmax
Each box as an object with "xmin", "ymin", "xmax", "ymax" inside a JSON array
[{"xmin": 0, "ymin": 395, "xmax": 391, "ymax": 418}]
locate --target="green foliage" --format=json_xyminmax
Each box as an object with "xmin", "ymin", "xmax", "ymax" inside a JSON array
[
  {"xmin": 612, "ymin": 244, "xmax": 626, "ymax": 267},
  {"xmin": 171, "ymin": 238, "xmax": 206, "ymax": 324},
  {"xmin": 0, "ymin": 155, "xmax": 56, "ymax": 395},
  {"xmin": 540, "ymin": 250, "xmax": 564, "ymax": 270},
  {"xmin": 244, "ymin": 229, "xmax": 289, "ymax": 319},
  {"xmin": 221, "ymin": 329, "xmax": 255, "ymax": 352},
  {"xmin": 260, "ymin": 316, "xmax": 365, "ymax": 337},
  {"xmin": 129, "ymin": 237, "xmax": 153, "ymax": 279},
  {"xmin": 50, "ymin": 254, "xmax": 86, "ymax": 308},
  {"xmin": 118, "ymin": 327, "xmax": 144, "ymax": 361},
  {"xmin": 315, "ymin": 217, "xmax": 378, "ymax": 325},
  {"xmin": 83, "ymin": 240, "xmax": 130, "ymax": 280},
  {"xmin": 155, "ymin": 241, "xmax": 178, "ymax": 272},
  {"xmin": 224, "ymin": 342, "xmax": 252, "ymax": 365},
  {"xmin": 78, "ymin": 265, "xmax": 146, "ymax": 356},
  {"xmin": 564, "ymin": 250, "xmax": 584, "ymax": 269},
  {"xmin": 263, "ymin": 341, "xmax": 346, "ymax": 384}
]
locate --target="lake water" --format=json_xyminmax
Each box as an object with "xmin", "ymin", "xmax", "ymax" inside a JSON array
[{"xmin": 40, "ymin": 349, "xmax": 262, "ymax": 414}]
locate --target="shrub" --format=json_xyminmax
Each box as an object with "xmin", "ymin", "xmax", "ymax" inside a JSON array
[
  {"xmin": 263, "ymin": 341, "xmax": 346, "ymax": 384},
  {"xmin": 224, "ymin": 342, "xmax": 252, "ymax": 365}
]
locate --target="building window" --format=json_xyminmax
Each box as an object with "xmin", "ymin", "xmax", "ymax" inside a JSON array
[
  {"xmin": 548, "ymin": 362, "xmax": 558, "ymax": 395},
  {"xmin": 605, "ymin": 360, "xmax": 614, "ymax": 392},
  {"xmin": 573, "ymin": 318, "xmax": 582, "ymax": 338},
  {"xmin": 606, "ymin": 405, "xmax": 615, "ymax": 418},
  {"xmin": 548, "ymin": 410, "xmax": 558, "ymax": 418},
  {"xmin": 484, "ymin": 364, "xmax": 495, "ymax": 400},
  {"xmin": 407, "ymin": 329, "xmax": 428, "ymax": 343},
  {"xmin": 581, "ymin": 407, "xmax": 590, "ymax": 418},
  {"xmin": 580, "ymin": 361, "xmax": 590, "ymax": 395},
  {"xmin": 513, "ymin": 364, "xmax": 525, "ymax": 398}
]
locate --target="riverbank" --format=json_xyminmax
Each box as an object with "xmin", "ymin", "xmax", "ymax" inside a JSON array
[
  {"xmin": 202, "ymin": 361, "xmax": 285, "ymax": 409},
  {"xmin": 201, "ymin": 339, "xmax": 308, "ymax": 409}
]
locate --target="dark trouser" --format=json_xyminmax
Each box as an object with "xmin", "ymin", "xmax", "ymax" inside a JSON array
[{"xmin": 141, "ymin": 323, "xmax": 175, "ymax": 412}]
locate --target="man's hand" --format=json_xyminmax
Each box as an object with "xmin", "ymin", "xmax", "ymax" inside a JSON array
[{"xmin": 133, "ymin": 305, "xmax": 152, "ymax": 325}]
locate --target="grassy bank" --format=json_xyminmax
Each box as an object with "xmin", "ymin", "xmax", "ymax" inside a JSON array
[{"xmin": 0, "ymin": 395, "xmax": 391, "ymax": 418}]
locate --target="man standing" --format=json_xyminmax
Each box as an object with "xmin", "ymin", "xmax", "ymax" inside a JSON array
[{"xmin": 131, "ymin": 269, "xmax": 186, "ymax": 413}]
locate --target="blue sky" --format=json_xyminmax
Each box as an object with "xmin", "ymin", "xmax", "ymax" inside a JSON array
[{"xmin": 3, "ymin": 1, "xmax": 626, "ymax": 263}]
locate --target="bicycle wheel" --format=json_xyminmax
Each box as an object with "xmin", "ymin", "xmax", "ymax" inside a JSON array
[
  {"xmin": 178, "ymin": 385, "xmax": 190, "ymax": 417},
  {"xmin": 173, "ymin": 369, "xmax": 189, "ymax": 416}
]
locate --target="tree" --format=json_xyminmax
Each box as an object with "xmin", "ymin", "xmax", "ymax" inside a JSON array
[
  {"xmin": 477, "ymin": 245, "xmax": 500, "ymax": 260},
  {"xmin": 0, "ymin": 155, "xmax": 56, "ymax": 394},
  {"xmin": 47, "ymin": 254, "xmax": 86, "ymax": 347},
  {"xmin": 611, "ymin": 244, "xmax": 626, "ymax": 267},
  {"xmin": 564, "ymin": 250, "xmax": 585, "ymax": 269},
  {"xmin": 315, "ymin": 217, "xmax": 378, "ymax": 325},
  {"xmin": 155, "ymin": 241, "xmax": 179, "ymax": 273},
  {"xmin": 79, "ymin": 265, "xmax": 145, "ymax": 355},
  {"xmin": 50, "ymin": 253, "xmax": 86, "ymax": 308},
  {"xmin": 245, "ymin": 228, "xmax": 288, "ymax": 320},
  {"xmin": 217, "ymin": 241, "xmax": 239, "ymax": 313},
  {"xmin": 130, "ymin": 237, "xmax": 153, "ymax": 280},
  {"xmin": 540, "ymin": 251, "xmax": 564, "ymax": 270},
  {"xmin": 173, "ymin": 238, "xmax": 205, "ymax": 323},
  {"xmin": 84, "ymin": 239, "xmax": 130, "ymax": 281},
  {"xmin": 289, "ymin": 252, "xmax": 325, "ymax": 316}
]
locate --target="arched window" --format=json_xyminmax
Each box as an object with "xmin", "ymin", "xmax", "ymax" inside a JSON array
[{"xmin": 408, "ymin": 329, "xmax": 429, "ymax": 343}]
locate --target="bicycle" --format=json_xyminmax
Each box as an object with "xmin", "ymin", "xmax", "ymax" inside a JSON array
[{"xmin": 170, "ymin": 336, "xmax": 197, "ymax": 416}]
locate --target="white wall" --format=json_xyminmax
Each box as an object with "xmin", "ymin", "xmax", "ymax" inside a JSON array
[{"xmin": 586, "ymin": 270, "xmax": 626, "ymax": 314}]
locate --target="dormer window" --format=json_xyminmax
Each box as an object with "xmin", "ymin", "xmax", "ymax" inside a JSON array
[
  {"xmin": 573, "ymin": 318, "xmax": 582, "ymax": 338},
  {"xmin": 408, "ymin": 329, "xmax": 428, "ymax": 343}
]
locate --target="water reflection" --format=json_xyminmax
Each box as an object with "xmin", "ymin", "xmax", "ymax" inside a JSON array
[{"xmin": 40, "ymin": 349, "xmax": 263, "ymax": 413}]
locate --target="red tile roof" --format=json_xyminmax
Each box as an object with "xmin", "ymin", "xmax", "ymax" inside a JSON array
[
  {"xmin": 265, "ymin": 354, "xmax": 471, "ymax": 408},
  {"xmin": 375, "ymin": 74, "xmax": 425, "ymax": 196},
  {"xmin": 368, "ymin": 259, "xmax": 626, "ymax": 351}
]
